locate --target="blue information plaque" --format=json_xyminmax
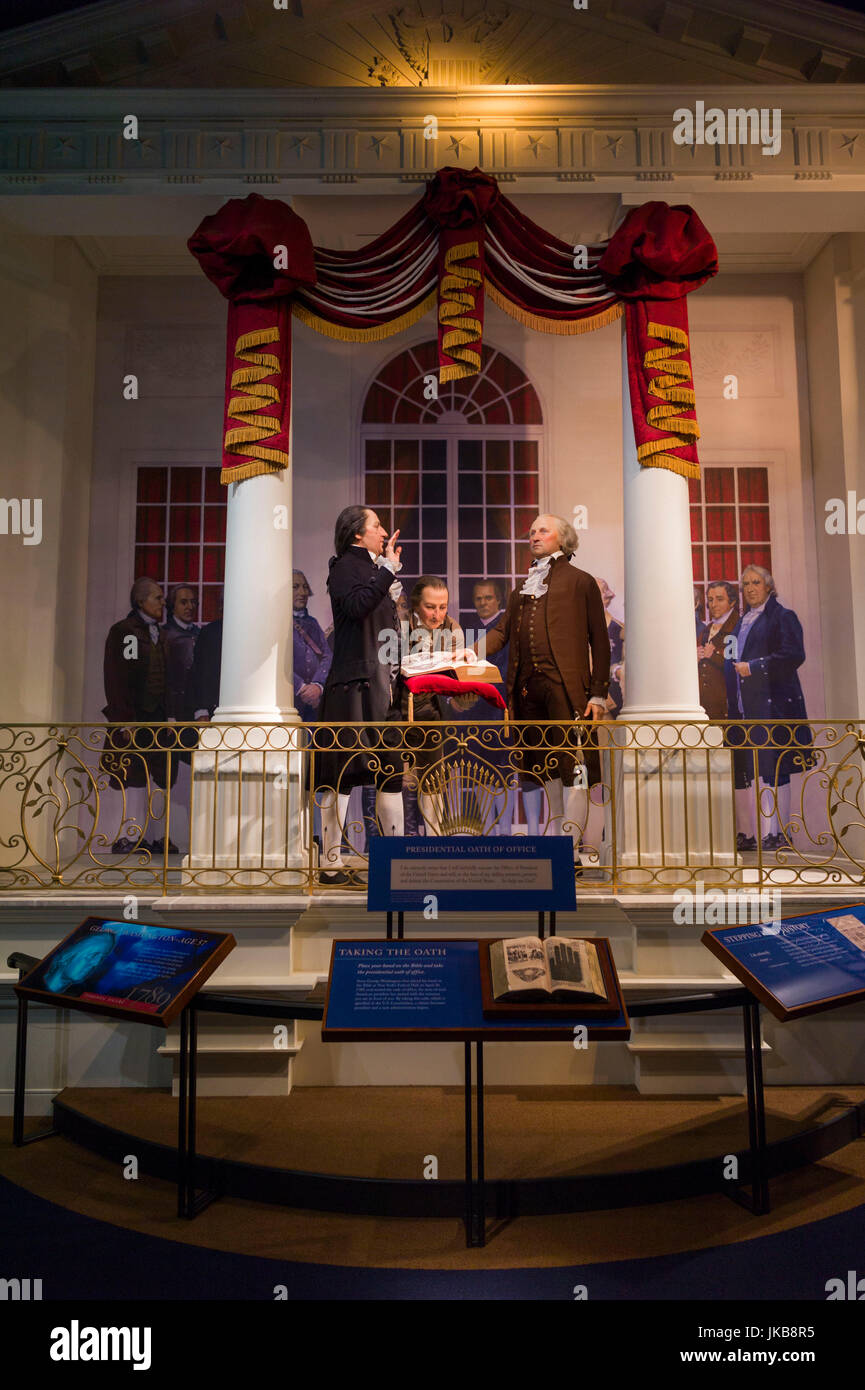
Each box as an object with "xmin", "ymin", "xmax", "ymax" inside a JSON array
[
  {"xmin": 322, "ymin": 938, "xmax": 629, "ymax": 1041},
  {"xmin": 367, "ymin": 837, "xmax": 577, "ymax": 914},
  {"xmin": 703, "ymin": 902, "xmax": 865, "ymax": 1021},
  {"xmin": 15, "ymin": 916, "xmax": 235, "ymax": 1028}
]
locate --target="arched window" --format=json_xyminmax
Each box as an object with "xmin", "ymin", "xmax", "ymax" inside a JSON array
[{"xmin": 361, "ymin": 340, "xmax": 543, "ymax": 630}]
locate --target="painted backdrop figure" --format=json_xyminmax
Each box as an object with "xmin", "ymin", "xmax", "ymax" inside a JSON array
[
  {"xmin": 724, "ymin": 566, "xmax": 814, "ymax": 852},
  {"xmin": 698, "ymin": 579, "xmax": 739, "ymax": 721},
  {"xmin": 482, "ymin": 515, "xmax": 610, "ymax": 859},
  {"xmin": 318, "ymin": 507, "xmax": 403, "ymax": 883}
]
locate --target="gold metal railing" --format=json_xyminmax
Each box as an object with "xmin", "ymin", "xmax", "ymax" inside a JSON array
[{"xmin": 0, "ymin": 718, "xmax": 863, "ymax": 893}]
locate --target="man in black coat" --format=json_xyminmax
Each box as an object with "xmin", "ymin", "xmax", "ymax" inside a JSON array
[
  {"xmin": 100, "ymin": 577, "xmax": 178, "ymax": 854},
  {"xmin": 317, "ymin": 506, "xmax": 403, "ymax": 882}
]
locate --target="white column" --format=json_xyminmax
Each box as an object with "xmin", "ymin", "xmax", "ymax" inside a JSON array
[
  {"xmin": 611, "ymin": 324, "xmax": 735, "ymax": 872},
  {"xmin": 619, "ymin": 327, "xmax": 706, "ymax": 724},
  {"xmin": 214, "ymin": 466, "xmax": 297, "ymax": 724}
]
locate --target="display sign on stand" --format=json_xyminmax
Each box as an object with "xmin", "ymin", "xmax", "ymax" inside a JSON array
[
  {"xmin": 322, "ymin": 938, "xmax": 629, "ymax": 1041},
  {"xmin": 15, "ymin": 916, "xmax": 235, "ymax": 1028},
  {"xmin": 702, "ymin": 902, "xmax": 865, "ymax": 1022},
  {"xmin": 367, "ymin": 836, "xmax": 577, "ymax": 916}
]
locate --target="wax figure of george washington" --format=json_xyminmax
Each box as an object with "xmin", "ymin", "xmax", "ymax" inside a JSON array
[
  {"xmin": 480, "ymin": 514, "xmax": 610, "ymax": 858},
  {"xmin": 316, "ymin": 506, "xmax": 404, "ymax": 884}
]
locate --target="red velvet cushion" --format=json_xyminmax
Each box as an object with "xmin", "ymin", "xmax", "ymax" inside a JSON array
[{"xmin": 404, "ymin": 675, "xmax": 507, "ymax": 710}]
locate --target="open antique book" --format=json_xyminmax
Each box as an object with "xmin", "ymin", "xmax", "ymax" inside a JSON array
[{"xmin": 489, "ymin": 935, "xmax": 609, "ymax": 1003}]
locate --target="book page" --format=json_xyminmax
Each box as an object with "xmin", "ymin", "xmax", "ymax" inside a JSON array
[
  {"xmin": 498, "ymin": 937, "xmax": 551, "ymax": 995},
  {"xmin": 545, "ymin": 938, "xmax": 607, "ymax": 999}
]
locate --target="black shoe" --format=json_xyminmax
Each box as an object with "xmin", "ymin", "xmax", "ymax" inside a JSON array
[
  {"xmin": 762, "ymin": 833, "xmax": 782, "ymax": 851},
  {"xmin": 146, "ymin": 836, "xmax": 179, "ymax": 855},
  {"xmin": 111, "ymin": 836, "xmax": 146, "ymax": 855},
  {"xmin": 736, "ymin": 833, "xmax": 757, "ymax": 852},
  {"xmin": 320, "ymin": 869, "xmax": 350, "ymax": 886}
]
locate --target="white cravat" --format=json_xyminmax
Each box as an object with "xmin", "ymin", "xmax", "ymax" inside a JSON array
[
  {"xmin": 520, "ymin": 549, "xmax": 564, "ymax": 598},
  {"xmin": 135, "ymin": 607, "xmax": 160, "ymax": 644}
]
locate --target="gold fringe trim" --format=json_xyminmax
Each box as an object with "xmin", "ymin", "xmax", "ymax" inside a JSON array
[
  {"xmin": 486, "ymin": 281, "xmax": 624, "ymax": 334},
  {"xmin": 438, "ymin": 241, "xmax": 483, "ymax": 381},
  {"xmin": 637, "ymin": 317, "xmax": 701, "ymax": 479},
  {"xmin": 292, "ymin": 291, "xmax": 437, "ymax": 342},
  {"xmin": 220, "ymin": 460, "xmax": 284, "ymax": 484},
  {"xmin": 224, "ymin": 324, "xmax": 289, "ymax": 470}
]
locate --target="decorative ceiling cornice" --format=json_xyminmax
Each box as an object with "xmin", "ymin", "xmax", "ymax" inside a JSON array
[{"xmin": 3, "ymin": 86, "xmax": 865, "ymax": 192}]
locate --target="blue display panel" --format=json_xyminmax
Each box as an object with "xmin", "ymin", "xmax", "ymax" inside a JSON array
[
  {"xmin": 367, "ymin": 837, "xmax": 577, "ymax": 913},
  {"xmin": 703, "ymin": 904, "xmax": 865, "ymax": 1020},
  {"xmin": 322, "ymin": 939, "xmax": 629, "ymax": 1040},
  {"xmin": 16, "ymin": 916, "xmax": 234, "ymax": 1027}
]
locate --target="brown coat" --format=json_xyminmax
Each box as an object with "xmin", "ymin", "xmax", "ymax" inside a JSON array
[
  {"xmin": 697, "ymin": 608, "xmax": 739, "ymax": 720},
  {"xmin": 485, "ymin": 556, "xmax": 610, "ymax": 715}
]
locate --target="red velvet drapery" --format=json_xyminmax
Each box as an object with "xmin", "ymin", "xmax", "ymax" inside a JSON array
[{"xmin": 189, "ymin": 172, "xmax": 717, "ymax": 484}]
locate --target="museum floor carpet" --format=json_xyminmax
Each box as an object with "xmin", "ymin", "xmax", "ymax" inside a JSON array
[{"xmin": 2, "ymin": 1085, "xmax": 865, "ymax": 1294}]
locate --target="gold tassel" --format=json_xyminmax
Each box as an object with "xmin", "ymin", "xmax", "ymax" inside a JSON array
[
  {"xmin": 486, "ymin": 281, "xmax": 624, "ymax": 334},
  {"xmin": 224, "ymin": 325, "xmax": 289, "ymax": 471},
  {"xmin": 292, "ymin": 291, "xmax": 437, "ymax": 342},
  {"xmin": 639, "ymin": 319, "xmax": 701, "ymax": 479},
  {"xmin": 220, "ymin": 460, "xmax": 284, "ymax": 484}
]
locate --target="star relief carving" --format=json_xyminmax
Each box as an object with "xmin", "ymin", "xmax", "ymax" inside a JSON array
[
  {"xmin": 54, "ymin": 136, "xmax": 77, "ymax": 157},
  {"xmin": 369, "ymin": 135, "xmax": 389, "ymax": 158},
  {"xmin": 839, "ymin": 133, "xmax": 859, "ymax": 157},
  {"xmin": 447, "ymin": 135, "xmax": 467, "ymax": 157},
  {"xmin": 526, "ymin": 134, "xmax": 546, "ymax": 159},
  {"xmin": 288, "ymin": 136, "xmax": 311, "ymax": 158},
  {"xmin": 604, "ymin": 135, "xmax": 623, "ymax": 157}
]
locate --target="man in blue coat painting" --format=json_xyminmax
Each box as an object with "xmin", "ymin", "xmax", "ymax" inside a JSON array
[
  {"xmin": 724, "ymin": 565, "xmax": 814, "ymax": 853},
  {"xmin": 292, "ymin": 570, "xmax": 332, "ymax": 721}
]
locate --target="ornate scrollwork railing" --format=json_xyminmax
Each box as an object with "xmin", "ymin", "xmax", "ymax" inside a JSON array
[{"xmin": 0, "ymin": 718, "xmax": 863, "ymax": 893}]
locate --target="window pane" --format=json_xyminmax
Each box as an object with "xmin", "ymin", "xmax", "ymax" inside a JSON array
[
  {"xmin": 203, "ymin": 547, "xmax": 224, "ymax": 582},
  {"xmin": 421, "ymin": 473, "xmax": 446, "ymax": 505},
  {"xmin": 201, "ymin": 587, "xmax": 222, "ymax": 623},
  {"xmin": 485, "ymin": 441, "xmax": 510, "ymax": 473},
  {"xmin": 362, "ymin": 383, "xmax": 397, "ymax": 423},
  {"xmin": 689, "ymin": 508, "xmax": 702, "ymax": 543},
  {"xmin": 135, "ymin": 546, "xmax": 164, "ymax": 579},
  {"xmin": 398, "ymin": 542, "xmax": 418, "ymax": 575},
  {"xmin": 394, "ymin": 441, "xmax": 419, "ymax": 471},
  {"xmin": 486, "ymin": 474, "xmax": 511, "ymax": 506},
  {"xmin": 705, "ymin": 507, "xmax": 736, "ymax": 541},
  {"xmin": 459, "ymin": 542, "xmax": 485, "ymax": 571},
  {"xmin": 740, "ymin": 507, "xmax": 769, "ymax": 542},
  {"xmin": 691, "ymin": 547, "xmax": 704, "ymax": 580},
  {"xmin": 688, "ymin": 476, "xmax": 701, "ymax": 504},
  {"xmin": 741, "ymin": 545, "xmax": 772, "ymax": 571},
  {"xmin": 513, "ymin": 441, "xmax": 538, "ymax": 473},
  {"xmin": 393, "ymin": 473, "xmax": 418, "ymax": 506},
  {"xmin": 704, "ymin": 469, "xmax": 734, "ymax": 504},
  {"xmin": 394, "ymin": 508, "xmax": 418, "ymax": 539},
  {"xmin": 394, "ymin": 397, "xmax": 423, "ymax": 424},
  {"xmin": 410, "ymin": 341, "xmax": 438, "ymax": 374},
  {"xmin": 168, "ymin": 548, "xmax": 200, "ymax": 582},
  {"xmin": 739, "ymin": 468, "xmax": 768, "ymax": 503},
  {"xmin": 136, "ymin": 508, "xmax": 165, "ymax": 544},
  {"xmin": 486, "ymin": 541, "xmax": 511, "ymax": 573},
  {"xmin": 706, "ymin": 545, "xmax": 737, "ymax": 578},
  {"xmin": 421, "ymin": 542, "xmax": 447, "ymax": 575},
  {"xmin": 422, "ymin": 439, "xmax": 446, "ymax": 470},
  {"xmin": 487, "ymin": 507, "xmax": 511, "ymax": 540},
  {"xmin": 365, "ymin": 474, "xmax": 391, "ymax": 507},
  {"xmin": 423, "ymin": 508, "xmax": 447, "ymax": 540},
  {"xmin": 487, "ymin": 352, "xmax": 527, "ymax": 393},
  {"xmin": 203, "ymin": 507, "xmax": 225, "ymax": 542},
  {"xmin": 170, "ymin": 468, "xmax": 202, "ymax": 504},
  {"xmin": 459, "ymin": 440, "xmax": 482, "ymax": 471},
  {"xmin": 365, "ymin": 439, "xmax": 390, "ymax": 470},
  {"xmin": 514, "ymin": 508, "xmax": 536, "ymax": 538},
  {"xmin": 459, "ymin": 508, "xmax": 484, "ymax": 539},
  {"xmin": 459, "ymin": 473, "xmax": 483, "ymax": 505},
  {"xmin": 170, "ymin": 507, "xmax": 200, "ymax": 543},
  {"xmin": 204, "ymin": 468, "xmax": 223, "ymax": 503},
  {"xmin": 138, "ymin": 467, "xmax": 167, "ymax": 504},
  {"xmin": 514, "ymin": 474, "xmax": 538, "ymax": 506}
]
